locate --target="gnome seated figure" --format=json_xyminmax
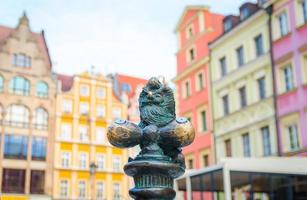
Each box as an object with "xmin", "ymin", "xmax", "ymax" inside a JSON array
[{"xmin": 107, "ymin": 77, "xmax": 195, "ymax": 200}]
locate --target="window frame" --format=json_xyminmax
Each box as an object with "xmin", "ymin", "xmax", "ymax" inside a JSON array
[
  {"xmin": 242, "ymin": 133, "xmax": 251, "ymax": 157},
  {"xmin": 219, "ymin": 56, "xmax": 227, "ymax": 77},
  {"xmin": 257, "ymin": 76, "xmax": 266, "ymax": 100},
  {"xmin": 254, "ymin": 34, "xmax": 264, "ymax": 57},
  {"xmin": 36, "ymin": 81, "xmax": 49, "ymax": 98},
  {"xmin": 9, "ymin": 76, "xmax": 30, "ymax": 96},
  {"xmin": 236, "ymin": 45, "xmax": 245, "ymax": 67},
  {"xmin": 261, "ymin": 126, "xmax": 272, "ymax": 156}
]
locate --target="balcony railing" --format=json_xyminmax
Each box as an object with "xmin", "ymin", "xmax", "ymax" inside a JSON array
[
  {"xmin": 4, "ymin": 120, "xmax": 29, "ymax": 128},
  {"xmin": 3, "ymin": 121, "xmax": 48, "ymax": 130}
]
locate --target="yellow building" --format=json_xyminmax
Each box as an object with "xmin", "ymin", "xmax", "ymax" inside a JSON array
[
  {"xmin": 209, "ymin": 3, "xmax": 278, "ymax": 162},
  {"xmin": 53, "ymin": 71, "xmax": 129, "ymax": 200}
]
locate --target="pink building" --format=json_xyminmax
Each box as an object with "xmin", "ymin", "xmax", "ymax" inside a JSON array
[{"xmin": 263, "ymin": 0, "xmax": 307, "ymax": 155}]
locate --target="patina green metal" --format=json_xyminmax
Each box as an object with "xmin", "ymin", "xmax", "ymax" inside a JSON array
[{"xmin": 107, "ymin": 77, "xmax": 195, "ymax": 200}]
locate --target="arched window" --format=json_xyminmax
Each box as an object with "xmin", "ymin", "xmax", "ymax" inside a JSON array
[
  {"xmin": 9, "ymin": 76, "xmax": 30, "ymax": 96},
  {"xmin": 0, "ymin": 75, "xmax": 3, "ymax": 92},
  {"xmin": 36, "ymin": 81, "xmax": 49, "ymax": 98},
  {"xmin": 5, "ymin": 104, "xmax": 30, "ymax": 128},
  {"xmin": 33, "ymin": 107, "xmax": 48, "ymax": 130}
]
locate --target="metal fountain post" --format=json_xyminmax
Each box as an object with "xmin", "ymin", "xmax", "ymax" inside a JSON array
[{"xmin": 107, "ymin": 77, "xmax": 195, "ymax": 200}]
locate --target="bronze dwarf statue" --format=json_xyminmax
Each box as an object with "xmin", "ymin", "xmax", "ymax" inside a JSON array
[{"xmin": 107, "ymin": 77, "xmax": 195, "ymax": 200}]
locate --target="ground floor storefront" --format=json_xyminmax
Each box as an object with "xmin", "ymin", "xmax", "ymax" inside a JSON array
[{"xmin": 176, "ymin": 158, "xmax": 307, "ymax": 200}]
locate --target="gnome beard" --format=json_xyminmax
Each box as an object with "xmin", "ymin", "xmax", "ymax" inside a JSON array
[{"xmin": 140, "ymin": 104, "xmax": 174, "ymax": 128}]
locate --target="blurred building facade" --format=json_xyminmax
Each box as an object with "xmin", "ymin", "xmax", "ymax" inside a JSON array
[
  {"xmin": 260, "ymin": 0, "xmax": 307, "ymax": 156},
  {"xmin": 54, "ymin": 72, "xmax": 129, "ymax": 200},
  {"xmin": 173, "ymin": 6, "xmax": 224, "ymax": 172},
  {"xmin": 210, "ymin": 2, "xmax": 278, "ymax": 162},
  {"xmin": 108, "ymin": 73, "xmax": 147, "ymax": 159},
  {"xmin": 0, "ymin": 13, "xmax": 56, "ymax": 200},
  {"xmin": 109, "ymin": 73, "xmax": 147, "ymax": 123}
]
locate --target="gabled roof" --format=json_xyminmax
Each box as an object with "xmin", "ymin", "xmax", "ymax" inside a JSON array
[
  {"xmin": 0, "ymin": 14, "xmax": 52, "ymax": 69},
  {"xmin": 57, "ymin": 73, "xmax": 74, "ymax": 92},
  {"xmin": 116, "ymin": 73, "xmax": 147, "ymax": 98},
  {"xmin": 174, "ymin": 5, "xmax": 210, "ymax": 32}
]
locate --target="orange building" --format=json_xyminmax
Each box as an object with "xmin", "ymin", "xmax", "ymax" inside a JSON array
[{"xmin": 173, "ymin": 6, "xmax": 223, "ymax": 170}]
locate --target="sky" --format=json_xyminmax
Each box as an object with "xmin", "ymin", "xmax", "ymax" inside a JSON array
[{"xmin": 0, "ymin": 0, "xmax": 255, "ymax": 80}]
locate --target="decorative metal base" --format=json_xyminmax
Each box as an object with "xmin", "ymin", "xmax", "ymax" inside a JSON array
[{"xmin": 124, "ymin": 155, "xmax": 184, "ymax": 200}]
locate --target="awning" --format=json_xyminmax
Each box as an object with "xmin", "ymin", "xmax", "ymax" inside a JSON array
[{"xmin": 175, "ymin": 157, "xmax": 307, "ymax": 200}]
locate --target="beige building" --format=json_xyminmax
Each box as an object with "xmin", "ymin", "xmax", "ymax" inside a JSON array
[
  {"xmin": 53, "ymin": 71, "xmax": 129, "ymax": 200},
  {"xmin": 0, "ymin": 13, "xmax": 57, "ymax": 200},
  {"xmin": 209, "ymin": 3, "xmax": 278, "ymax": 161}
]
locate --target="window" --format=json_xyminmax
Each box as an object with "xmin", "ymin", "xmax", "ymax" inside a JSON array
[
  {"xmin": 239, "ymin": 86, "xmax": 247, "ymax": 108},
  {"xmin": 200, "ymin": 110, "xmax": 207, "ymax": 132},
  {"xmin": 63, "ymin": 100, "xmax": 72, "ymax": 113},
  {"xmin": 287, "ymin": 124, "xmax": 300, "ymax": 151},
  {"xmin": 60, "ymin": 180, "xmax": 69, "ymax": 198},
  {"xmin": 12, "ymin": 53, "xmax": 31, "ymax": 68},
  {"xmin": 32, "ymin": 137, "xmax": 47, "ymax": 161},
  {"xmin": 113, "ymin": 183, "xmax": 120, "ymax": 200},
  {"xmin": 80, "ymin": 84, "xmax": 89, "ymax": 96},
  {"xmin": 96, "ymin": 182, "xmax": 104, "ymax": 200},
  {"xmin": 187, "ymin": 158, "xmax": 194, "ymax": 169},
  {"xmin": 60, "ymin": 124, "xmax": 71, "ymax": 140},
  {"xmin": 122, "ymin": 83, "xmax": 131, "ymax": 92},
  {"xmin": 96, "ymin": 128, "xmax": 105, "ymax": 144},
  {"xmin": 225, "ymin": 139, "xmax": 232, "ymax": 157},
  {"xmin": 80, "ymin": 103, "xmax": 89, "ymax": 115},
  {"xmin": 78, "ymin": 181, "xmax": 86, "ymax": 198},
  {"xmin": 257, "ymin": 77, "xmax": 266, "ymax": 99},
  {"xmin": 184, "ymin": 81, "xmax": 191, "ymax": 98},
  {"xmin": 224, "ymin": 19, "xmax": 232, "ymax": 32},
  {"xmin": 241, "ymin": 7, "xmax": 250, "ymax": 20},
  {"xmin": 220, "ymin": 57, "xmax": 227, "ymax": 77},
  {"xmin": 261, "ymin": 126, "xmax": 271, "ymax": 156},
  {"xmin": 112, "ymin": 108, "xmax": 121, "ymax": 119},
  {"xmin": 0, "ymin": 75, "xmax": 3, "ymax": 92},
  {"xmin": 6, "ymin": 104, "xmax": 30, "ymax": 127},
  {"xmin": 202, "ymin": 154, "xmax": 209, "ymax": 167},
  {"xmin": 97, "ymin": 155, "xmax": 105, "ymax": 170},
  {"xmin": 9, "ymin": 76, "xmax": 30, "ymax": 96},
  {"xmin": 97, "ymin": 105, "xmax": 106, "ymax": 118},
  {"xmin": 2, "ymin": 169, "xmax": 26, "ymax": 193},
  {"xmin": 188, "ymin": 47, "xmax": 195, "ymax": 62},
  {"xmin": 242, "ymin": 133, "xmax": 251, "ymax": 157},
  {"xmin": 278, "ymin": 12, "xmax": 289, "ymax": 37},
  {"xmin": 96, "ymin": 87, "xmax": 106, "ymax": 99},
  {"xmin": 301, "ymin": 0, "xmax": 307, "ymax": 23},
  {"xmin": 4, "ymin": 135, "xmax": 28, "ymax": 159},
  {"xmin": 36, "ymin": 81, "xmax": 48, "ymax": 98},
  {"xmin": 61, "ymin": 152, "xmax": 70, "ymax": 168},
  {"xmin": 236, "ymin": 46, "xmax": 245, "ymax": 67},
  {"xmin": 113, "ymin": 157, "xmax": 121, "ymax": 172},
  {"xmin": 30, "ymin": 170, "xmax": 44, "ymax": 194},
  {"xmin": 283, "ymin": 65, "xmax": 295, "ymax": 92},
  {"xmin": 197, "ymin": 73, "xmax": 204, "ymax": 91},
  {"xmin": 186, "ymin": 24, "xmax": 194, "ymax": 38},
  {"xmin": 33, "ymin": 107, "xmax": 48, "ymax": 130},
  {"xmin": 79, "ymin": 126, "xmax": 89, "ymax": 142},
  {"xmin": 222, "ymin": 95, "xmax": 229, "ymax": 116},
  {"xmin": 254, "ymin": 34, "xmax": 264, "ymax": 57},
  {"xmin": 79, "ymin": 153, "xmax": 87, "ymax": 169}
]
